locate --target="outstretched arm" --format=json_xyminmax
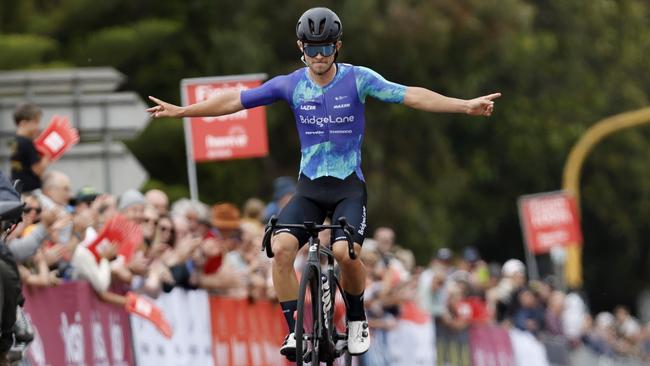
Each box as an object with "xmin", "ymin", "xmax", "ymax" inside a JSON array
[
  {"xmin": 147, "ymin": 89, "xmax": 244, "ymax": 118},
  {"xmin": 403, "ymin": 87, "xmax": 501, "ymax": 116}
]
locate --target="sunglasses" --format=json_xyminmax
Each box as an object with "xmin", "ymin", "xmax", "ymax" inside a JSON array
[
  {"xmin": 23, "ymin": 207, "xmax": 42, "ymax": 214},
  {"xmin": 158, "ymin": 225, "xmax": 173, "ymax": 233},
  {"xmin": 303, "ymin": 43, "xmax": 336, "ymax": 58}
]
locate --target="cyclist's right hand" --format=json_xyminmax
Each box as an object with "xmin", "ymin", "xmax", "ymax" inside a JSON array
[{"xmin": 147, "ymin": 96, "xmax": 184, "ymax": 118}]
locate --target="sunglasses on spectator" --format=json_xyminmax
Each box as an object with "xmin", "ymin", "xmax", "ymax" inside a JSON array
[
  {"xmin": 303, "ymin": 43, "xmax": 337, "ymax": 58},
  {"xmin": 158, "ymin": 225, "xmax": 173, "ymax": 233},
  {"xmin": 23, "ymin": 207, "xmax": 42, "ymax": 214}
]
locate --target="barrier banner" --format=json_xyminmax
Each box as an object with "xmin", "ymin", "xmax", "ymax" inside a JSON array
[
  {"xmin": 22, "ymin": 281, "xmax": 134, "ymax": 366},
  {"xmin": 130, "ymin": 288, "xmax": 214, "ymax": 366},
  {"xmin": 469, "ymin": 325, "xmax": 515, "ymax": 366},
  {"xmin": 209, "ymin": 297, "xmax": 290, "ymax": 366},
  {"xmin": 509, "ymin": 328, "xmax": 550, "ymax": 366},
  {"xmin": 387, "ymin": 301, "xmax": 436, "ymax": 365}
]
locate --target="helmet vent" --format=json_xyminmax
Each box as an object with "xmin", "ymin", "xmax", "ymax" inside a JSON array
[{"xmin": 318, "ymin": 19, "xmax": 326, "ymax": 35}]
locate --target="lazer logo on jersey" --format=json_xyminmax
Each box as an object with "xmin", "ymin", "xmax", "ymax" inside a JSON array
[
  {"xmin": 300, "ymin": 104, "xmax": 317, "ymax": 111},
  {"xmin": 299, "ymin": 115, "xmax": 355, "ymax": 128}
]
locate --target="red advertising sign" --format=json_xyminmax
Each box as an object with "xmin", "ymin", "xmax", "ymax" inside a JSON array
[
  {"xmin": 181, "ymin": 74, "xmax": 268, "ymax": 162},
  {"xmin": 518, "ymin": 191, "xmax": 583, "ymax": 254},
  {"xmin": 22, "ymin": 281, "xmax": 134, "ymax": 366}
]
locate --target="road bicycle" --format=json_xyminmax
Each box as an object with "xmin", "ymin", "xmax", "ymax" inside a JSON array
[{"xmin": 262, "ymin": 216, "xmax": 357, "ymax": 366}]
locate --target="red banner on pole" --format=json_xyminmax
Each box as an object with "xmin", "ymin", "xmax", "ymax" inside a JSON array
[
  {"xmin": 518, "ymin": 191, "xmax": 583, "ymax": 254},
  {"xmin": 181, "ymin": 75, "xmax": 268, "ymax": 162}
]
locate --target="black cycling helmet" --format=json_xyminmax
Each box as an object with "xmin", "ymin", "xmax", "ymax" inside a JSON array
[{"xmin": 296, "ymin": 7, "xmax": 342, "ymax": 43}]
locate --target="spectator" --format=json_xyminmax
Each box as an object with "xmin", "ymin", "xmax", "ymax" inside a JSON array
[
  {"xmin": 374, "ymin": 227, "xmax": 396, "ymax": 264},
  {"xmin": 145, "ymin": 189, "xmax": 169, "ymax": 215},
  {"xmin": 360, "ymin": 243, "xmax": 396, "ymax": 366},
  {"xmin": 5, "ymin": 194, "xmax": 62, "ymax": 265},
  {"xmin": 487, "ymin": 258, "xmax": 527, "ymax": 323},
  {"xmin": 434, "ymin": 247, "xmax": 454, "ymax": 272},
  {"xmin": 459, "ymin": 246, "xmax": 490, "ymax": 290},
  {"xmin": 263, "ymin": 176, "xmax": 295, "ymax": 222},
  {"xmin": 242, "ymin": 197, "xmax": 265, "ymax": 231},
  {"xmin": 38, "ymin": 171, "xmax": 72, "ymax": 211},
  {"xmin": 442, "ymin": 281, "xmax": 473, "ymax": 331},
  {"xmin": 513, "ymin": 288, "xmax": 545, "ymax": 334},
  {"xmin": 142, "ymin": 204, "xmax": 159, "ymax": 246},
  {"xmin": 195, "ymin": 203, "xmax": 243, "ymax": 293},
  {"xmin": 545, "ymin": 291, "xmax": 565, "ymax": 336},
  {"xmin": 417, "ymin": 253, "xmax": 449, "ymax": 330},
  {"xmin": 114, "ymin": 189, "xmax": 149, "ymax": 281},
  {"xmin": 118, "ymin": 189, "xmax": 146, "ymax": 223},
  {"xmin": 9, "ymin": 103, "xmax": 50, "ymax": 193},
  {"xmin": 562, "ymin": 291, "xmax": 588, "ymax": 344},
  {"xmin": 171, "ymin": 198, "xmax": 209, "ymax": 238},
  {"xmin": 614, "ymin": 305, "xmax": 642, "ymax": 342},
  {"xmin": 70, "ymin": 186, "xmax": 100, "ymax": 213}
]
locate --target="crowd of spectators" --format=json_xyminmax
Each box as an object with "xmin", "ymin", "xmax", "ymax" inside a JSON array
[
  {"xmin": 5, "ymin": 168, "xmax": 650, "ymax": 363},
  {"xmin": 355, "ymin": 227, "xmax": 650, "ymax": 364}
]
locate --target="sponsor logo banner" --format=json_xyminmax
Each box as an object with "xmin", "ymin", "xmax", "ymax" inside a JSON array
[
  {"xmin": 130, "ymin": 288, "xmax": 214, "ymax": 366},
  {"xmin": 182, "ymin": 76, "xmax": 268, "ymax": 162},
  {"xmin": 518, "ymin": 191, "xmax": 583, "ymax": 254},
  {"xmin": 23, "ymin": 281, "xmax": 134, "ymax": 366}
]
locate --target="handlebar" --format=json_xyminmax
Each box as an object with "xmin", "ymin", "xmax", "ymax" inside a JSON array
[{"xmin": 261, "ymin": 216, "xmax": 358, "ymax": 260}]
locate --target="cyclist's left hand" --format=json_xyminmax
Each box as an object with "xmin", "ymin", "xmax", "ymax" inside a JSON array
[{"xmin": 466, "ymin": 92, "xmax": 501, "ymax": 116}]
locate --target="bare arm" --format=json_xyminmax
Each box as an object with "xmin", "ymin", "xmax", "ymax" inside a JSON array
[
  {"xmin": 403, "ymin": 87, "xmax": 501, "ymax": 116},
  {"xmin": 31, "ymin": 155, "xmax": 50, "ymax": 177},
  {"xmin": 147, "ymin": 89, "xmax": 244, "ymax": 118}
]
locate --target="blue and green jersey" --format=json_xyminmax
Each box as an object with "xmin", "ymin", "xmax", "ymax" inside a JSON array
[{"xmin": 241, "ymin": 63, "xmax": 406, "ymax": 180}]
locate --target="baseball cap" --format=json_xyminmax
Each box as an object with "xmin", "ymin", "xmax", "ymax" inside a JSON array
[
  {"xmin": 272, "ymin": 177, "xmax": 296, "ymax": 201},
  {"xmin": 118, "ymin": 189, "xmax": 146, "ymax": 211},
  {"xmin": 502, "ymin": 259, "xmax": 526, "ymax": 277},
  {"xmin": 463, "ymin": 247, "xmax": 480, "ymax": 263},
  {"xmin": 436, "ymin": 247, "xmax": 453, "ymax": 261},
  {"xmin": 70, "ymin": 185, "xmax": 101, "ymax": 205}
]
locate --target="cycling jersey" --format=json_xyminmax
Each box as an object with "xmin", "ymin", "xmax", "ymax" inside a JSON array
[{"xmin": 240, "ymin": 63, "xmax": 406, "ymax": 181}]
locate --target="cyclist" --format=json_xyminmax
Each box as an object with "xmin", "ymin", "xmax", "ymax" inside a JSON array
[{"xmin": 148, "ymin": 6, "xmax": 500, "ymax": 359}]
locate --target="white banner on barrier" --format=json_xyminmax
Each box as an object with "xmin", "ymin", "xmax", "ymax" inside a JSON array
[
  {"xmin": 130, "ymin": 289, "xmax": 214, "ymax": 366},
  {"xmin": 386, "ymin": 319, "xmax": 435, "ymax": 365},
  {"xmin": 509, "ymin": 328, "xmax": 550, "ymax": 366}
]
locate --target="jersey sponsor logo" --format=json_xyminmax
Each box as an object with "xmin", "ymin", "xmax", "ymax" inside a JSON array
[
  {"xmin": 300, "ymin": 104, "xmax": 317, "ymax": 111},
  {"xmin": 334, "ymin": 95, "xmax": 348, "ymax": 101},
  {"xmin": 299, "ymin": 114, "xmax": 355, "ymax": 128},
  {"xmin": 333, "ymin": 103, "xmax": 351, "ymax": 109}
]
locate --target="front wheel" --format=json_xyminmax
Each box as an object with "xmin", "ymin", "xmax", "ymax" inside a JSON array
[{"xmin": 296, "ymin": 264, "xmax": 320, "ymax": 366}]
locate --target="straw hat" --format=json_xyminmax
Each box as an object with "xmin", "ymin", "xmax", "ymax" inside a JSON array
[{"xmin": 211, "ymin": 203, "xmax": 241, "ymax": 230}]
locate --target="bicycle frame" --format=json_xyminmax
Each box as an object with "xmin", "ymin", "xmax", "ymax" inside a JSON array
[{"xmin": 262, "ymin": 217, "xmax": 356, "ymax": 365}]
